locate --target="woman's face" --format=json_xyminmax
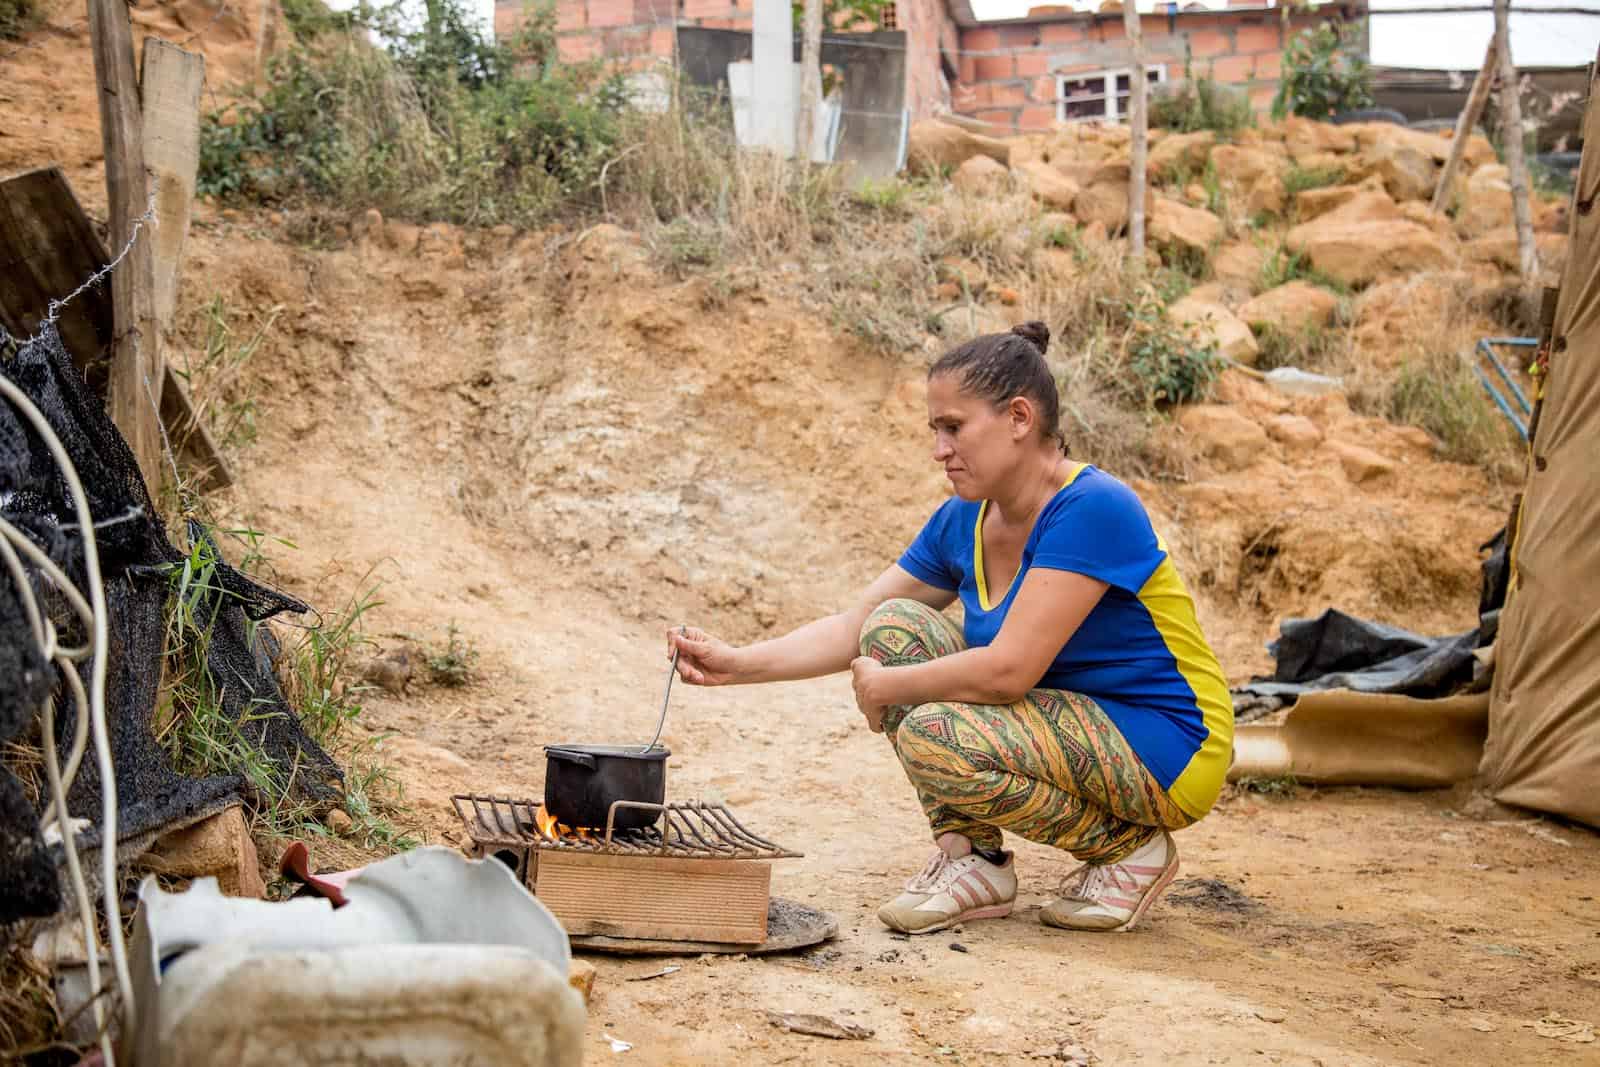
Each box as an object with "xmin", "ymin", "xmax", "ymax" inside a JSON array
[{"xmin": 926, "ymin": 373, "xmax": 1024, "ymax": 501}]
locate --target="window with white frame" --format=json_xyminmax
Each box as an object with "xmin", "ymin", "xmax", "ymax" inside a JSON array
[{"xmin": 1056, "ymin": 66, "xmax": 1166, "ymax": 123}]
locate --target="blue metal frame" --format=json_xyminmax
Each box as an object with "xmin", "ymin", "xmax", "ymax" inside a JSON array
[{"xmin": 1473, "ymin": 337, "xmax": 1537, "ymax": 441}]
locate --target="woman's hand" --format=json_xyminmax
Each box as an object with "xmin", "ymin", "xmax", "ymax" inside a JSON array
[
  {"xmin": 851, "ymin": 656, "xmax": 889, "ymax": 733},
  {"xmin": 666, "ymin": 626, "xmax": 744, "ymax": 686}
]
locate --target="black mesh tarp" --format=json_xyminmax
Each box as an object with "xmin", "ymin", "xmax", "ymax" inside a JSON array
[{"xmin": 1, "ymin": 324, "xmax": 342, "ymax": 922}]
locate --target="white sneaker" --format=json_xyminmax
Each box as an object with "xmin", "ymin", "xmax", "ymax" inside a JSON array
[
  {"xmin": 1040, "ymin": 831, "xmax": 1179, "ymax": 933},
  {"xmin": 877, "ymin": 849, "xmax": 1017, "ymax": 934}
]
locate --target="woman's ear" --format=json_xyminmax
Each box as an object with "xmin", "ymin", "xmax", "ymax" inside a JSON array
[{"xmin": 1007, "ymin": 396, "xmax": 1035, "ymax": 442}]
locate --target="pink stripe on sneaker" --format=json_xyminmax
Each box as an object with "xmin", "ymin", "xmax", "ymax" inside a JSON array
[
  {"xmin": 949, "ymin": 881, "xmax": 974, "ymax": 909},
  {"xmin": 968, "ymin": 870, "xmax": 1001, "ymax": 902}
]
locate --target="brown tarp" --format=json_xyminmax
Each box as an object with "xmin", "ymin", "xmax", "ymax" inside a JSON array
[
  {"xmin": 1231, "ymin": 691, "xmax": 1489, "ymax": 788},
  {"xmin": 1481, "ymin": 55, "xmax": 1600, "ymax": 829}
]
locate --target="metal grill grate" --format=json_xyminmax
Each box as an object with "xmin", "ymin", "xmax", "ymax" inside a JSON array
[{"xmin": 451, "ymin": 795, "xmax": 802, "ymax": 860}]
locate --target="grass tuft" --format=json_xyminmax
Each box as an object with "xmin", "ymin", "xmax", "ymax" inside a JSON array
[{"xmin": 425, "ymin": 622, "xmax": 479, "ymax": 687}]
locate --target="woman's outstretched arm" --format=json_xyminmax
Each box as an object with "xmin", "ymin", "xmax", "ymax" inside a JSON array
[{"xmin": 667, "ymin": 565, "xmax": 956, "ymax": 686}]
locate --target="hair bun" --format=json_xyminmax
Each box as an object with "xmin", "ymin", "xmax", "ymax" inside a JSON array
[{"xmin": 1011, "ymin": 320, "xmax": 1050, "ymax": 355}]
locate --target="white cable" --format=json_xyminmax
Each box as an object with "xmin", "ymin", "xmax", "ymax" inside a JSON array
[{"xmin": 0, "ymin": 374, "xmax": 131, "ymax": 1062}]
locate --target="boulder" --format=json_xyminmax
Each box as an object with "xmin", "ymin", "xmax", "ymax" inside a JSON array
[
  {"xmin": 1286, "ymin": 193, "xmax": 1454, "ymax": 287},
  {"xmin": 142, "ymin": 807, "xmax": 267, "ymax": 898},
  {"xmin": 1211, "ymin": 145, "xmax": 1286, "ymax": 189},
  {"xmin": 908, "ymin": 119, "xmax": 1010, "ymax": 175},
  {"xmin": 1213, "ymin": 241, "xmax": 1268, "ymax": 287},
  {"xmin": 1327, "ymin": 440, "xmax": 1396, "ymax": 485},
  {"xmin": 1170, "ymin": 295, "xmax": 1260, "ymax": 365},
  {"xmin": 1020, "ymin": 160, "xmax": 1080, "ymax": 212},
  {"xmin": 1177, "ymin": 404, "xmax": 1269, "ymax": 471},
  {"xmin": 1294, "ymin": 176, "xmax": 1388, "ymax": 222},
  {"xmin": 1247, "ymin": 172, "xmax": 1287, "ymax": 218},
  {"xmin": 1465, "ymin": 228, "xmax": 1569, "ymax": 275},
  {"xmin": 1346, "ymin": 122, "xmax": 1452, "ymax": 164},
  {"xmin": 1535, "ymin": 198, "xmax": 1569, "ymax": 234},
  {"xmin": 1148, "ymin": 130, "xmax": 1216, "ymax": 178},
  {"xmin": 1352, "ymin": 141, "xmax": 1437, "ymax": 203},
  {"xmin": 1238, "ymin": 281, "xmax": 1340, "ymax": 334},
  {"xmin": 1150, "ymin": 198, "xmax": 1224, "ymax": 253},
  {"xmin": 1281, "ymin": 117, "xmax": 1357, "ymax": 160},
  {"xmin": 1456, "ymin": 163, "xmax": 1512, "ymax": 239},
  {"xmin": 1074, "ymin": 180, "xmax": 1153, "ymax": 233},
  {"xmin": 1266, "ymin": 413, "xmax": 1324, "ymax": 451},
  {"xmin": 1401, "ymin": 201, "xmax": 1454, "ymax": 236},
  {"xmin": 952, "ymin": 154, "xmax": 1011, "ymax": 196}
]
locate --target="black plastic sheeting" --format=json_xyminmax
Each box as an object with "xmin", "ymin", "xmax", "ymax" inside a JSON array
[
  {"xmin": 0, "ymin": 324, "xmax": 342, "ymax": 922},
  {"xmin": 1233, "ymin": 529, "xmax": 1509, "ymax": 715}
]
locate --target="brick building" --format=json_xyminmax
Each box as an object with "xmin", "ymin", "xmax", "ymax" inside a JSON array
[{"xmin": 506, "ymin": 0, "xmax": 1366, "ymax": 134}]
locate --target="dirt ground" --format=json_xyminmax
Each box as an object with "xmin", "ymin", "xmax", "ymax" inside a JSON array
[{"xmin": 6, "ymin": 2, "xmax": 1600, "ymax": 1062}]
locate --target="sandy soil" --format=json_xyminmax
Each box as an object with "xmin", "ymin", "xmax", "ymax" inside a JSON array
[{"xmin": 6, "ymin": 4, "xmax": 1600, "ymax": 1062}]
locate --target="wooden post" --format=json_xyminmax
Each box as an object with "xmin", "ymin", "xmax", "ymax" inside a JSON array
[
  {"xmin": 796, "ymin": 0, "xmax": 823, "ymax": 162},
  {"xmin": 1494, "ymin": 0, "xmax": 1540, "ymax": 279},
  {"xmin": 88, "ymin": 0, "xmax": 163, "ymax": 489},
  {"xmin": 141, "ymin": 39, "xmax": 233, "ymax": 491},
  {"xmin": 140, "ymin": 39, "xmax": 204, "ymax": 343},
  {"xmin": 1122, "ymin": 0, "xmax": 1148, "ymax": 261},
  {"xmin": 1431, "ymin": 36, "xmax": 1498, "ymax": 213}
]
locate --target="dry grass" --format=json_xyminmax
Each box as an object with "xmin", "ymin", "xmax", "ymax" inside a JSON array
[{"xmin": 0, "ymin": 933, "xmax": 63, "ymax": 1062}]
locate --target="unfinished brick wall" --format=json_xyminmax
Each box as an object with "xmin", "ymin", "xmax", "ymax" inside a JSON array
[
  {"xmin": 497, "ymin": 0, "xmax": 713, "ymax": 67},
  {"xmin": 953, "ymin": 9, "xmax": 1338, "ymax": 133}
]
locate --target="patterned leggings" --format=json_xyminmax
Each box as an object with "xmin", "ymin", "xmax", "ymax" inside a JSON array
[{"xmin": 860, "ymin": 598, "xmax": 1195, "ymax": 864}]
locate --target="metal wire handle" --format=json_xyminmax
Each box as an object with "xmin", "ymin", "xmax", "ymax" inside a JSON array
[{"xmin": 643, "ymin": 626, "xmax": 684, "ymax": 752}]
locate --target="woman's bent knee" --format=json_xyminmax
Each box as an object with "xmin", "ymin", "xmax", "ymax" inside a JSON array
[{"xmin": 859, "ymin": 597, "xmax": 941, "ymax": 658}]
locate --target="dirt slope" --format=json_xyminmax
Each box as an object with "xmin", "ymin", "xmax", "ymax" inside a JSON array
[{"xmin": 6, "ymin": 3, "xmax": 1599, "ymax": 1063}]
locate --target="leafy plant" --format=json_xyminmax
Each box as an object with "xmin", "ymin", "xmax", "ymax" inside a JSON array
[
  {"xmin": 1150, "ymin": 49, "xmax": 1254, "ymax": 136},
  {"xmin": 1122, "ymin": 291, "xmax": 1222, "ymax": 408},
  {"xmin": 852, "ymin": 178, "xmax": 912, "ymax": 215},
  {"xmin": 425, "ymin": 622, "xmax": 479, "ymax": 687},
  {"xmin": 1271, "ymin": 23, "xmax": 1372, "ymax": 121}
]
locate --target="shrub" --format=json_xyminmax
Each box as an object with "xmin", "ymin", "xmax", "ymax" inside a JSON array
[
  {"xmin": 198, "ymin": 0, "xmax": 630, "ymax": 226},
  {"xmin": 1150, "ymin": 51, "xmax": 1254, "ymax": 136},
  {"xmin": 0, "ymin": 0, "xmax": 37, "ymax": 39},
  {"xmin": 1389, "ymin": 355, "xmax": 1517, "ymax": 465},
  {"xmin": 1122, "ymin": 291, "xmax": 1223, "ymax": 408},
  {"xmin": 1271, "ymin": 22, "xmax": 1372, "ymax": 121}
]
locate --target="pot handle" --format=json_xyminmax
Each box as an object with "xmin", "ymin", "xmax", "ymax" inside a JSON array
[{"xmin": 545, "ymin": 747, "xmax": 597, "ymax": 770}]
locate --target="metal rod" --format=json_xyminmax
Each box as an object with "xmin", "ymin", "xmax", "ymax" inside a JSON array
[
  {"xmin": 643, "ymin": 626, "xmax": 684, "ymax": 752},
  {"xmin": 1474, "ymin": 365, "xmax": 1530, "ymax": 440},
  {"xmin": 1483, "ymin": 346, "xmax": 1533, "ymax": 417}
]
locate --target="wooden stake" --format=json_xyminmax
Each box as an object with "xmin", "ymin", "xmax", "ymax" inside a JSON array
[
  {"xmin": 140, "ymin": 39, "xmax": 205, "ymax": 341},
  {"xmin": 1431, "ymin": 36, "xmax": 1498, "ymax": 213},
  {"xmin": 1122, "ymin": 1, "xmax": 1148, "ymax": 261},
  {"xmin": 796, "ymin": 0, "xmax": 823, "ymax": 161},
  {"xmin": 1494, "ymin": 0, "xmax": 1540, "ymax": 279},
  {"xmin": 88, "ymin": 0, "xmax": 163, "ymax": 489}
]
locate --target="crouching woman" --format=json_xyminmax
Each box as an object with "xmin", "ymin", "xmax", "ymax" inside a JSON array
[{"xmin": 667, "ymin": 321, "xmax": 1233, "ymax": 934}]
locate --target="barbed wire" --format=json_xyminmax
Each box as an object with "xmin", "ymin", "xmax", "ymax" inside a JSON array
[{"xmin": 7, "ymin": 193, "xmax": 160, "ymax": 352}]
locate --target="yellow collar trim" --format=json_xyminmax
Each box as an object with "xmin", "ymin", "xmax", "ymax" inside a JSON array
[{"xmin": 973, "ymin": 463, "xmax": 1089, "ymax": 611}]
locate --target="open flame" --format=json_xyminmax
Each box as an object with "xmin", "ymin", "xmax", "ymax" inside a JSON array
[{"xmin": 532, "ymin": 804, "xmax": 596, "ymax": 843}]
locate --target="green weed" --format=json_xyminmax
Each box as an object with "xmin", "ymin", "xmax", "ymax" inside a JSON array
[
  {"xmin": 1283, "ymin": 164, "xmax": 1345, "ymax": 196},
  {"xmin": 852, "ymin": 178, "xmax": 913, "ymax": 216},
  {"xmin": 1122, "ymin": 291, "xmax": 1223, "ymax": 408},
  {"xmin": 1149, "ymin": 50, "xmax": 1253, "ymax": 137},
  {"xmin": 1237, "ymin": 774, "xmax": 1300, "ymax": 796},
  {"xmin": 425, "ymin": 622, "xmax": 479, "ymax": 687},
  {"xmin": 1259, "ymin": 246, "xmax": 1348, "ymax": 295},
  {"xmin": 1389, "ymin": 356, "xmax": 1517, "ymax": 465},
  {"xmin": 177, "ymin": 297, "xmax": 281, "ymax": 453}
]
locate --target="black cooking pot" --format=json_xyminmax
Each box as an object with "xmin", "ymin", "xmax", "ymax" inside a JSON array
[{"xmin": 543, "ymin": 744, "xmax": 668, "ymax": 831}]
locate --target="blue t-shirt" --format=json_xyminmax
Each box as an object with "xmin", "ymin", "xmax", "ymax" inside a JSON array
[{"xmin": 896, "ymin": 464, "xmax": 1234, "ymax": 818}]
